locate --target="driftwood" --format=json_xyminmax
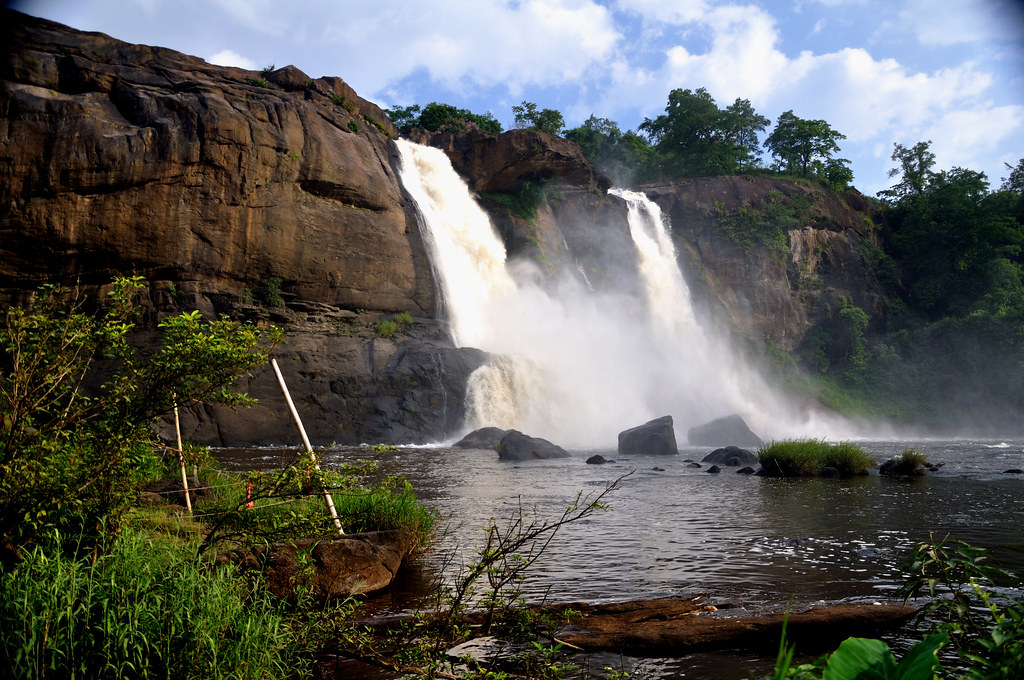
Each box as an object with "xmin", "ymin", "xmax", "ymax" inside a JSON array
[{"xmin": 551, "ymin": 597, "xmax": 916, "ymax": 655}]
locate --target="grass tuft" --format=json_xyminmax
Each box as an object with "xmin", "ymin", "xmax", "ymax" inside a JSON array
[{"xmin": 758, "ymin": 439, "xmax": 873, "ymax": 477}]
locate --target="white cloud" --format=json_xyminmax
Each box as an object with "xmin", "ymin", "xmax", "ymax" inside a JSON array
[
  {"xmin": 922, "ymin": 104, "xmax": 1024, "ymax": 176},
  {"xmin": 206, "ymin": 49, "xmax": 257, "ymax": 70},
  {"xmin": 614, "ymin": 0, "xmax": 711, "ymax": 24},
  {"xmin": 902, "ymin": 0, "xmax": 1024, "ymax": 46}
]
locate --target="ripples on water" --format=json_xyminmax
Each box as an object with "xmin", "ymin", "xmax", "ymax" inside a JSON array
[{"xmin": 216, "ymin": 439, "xmax": 1024, "ymax": 678}]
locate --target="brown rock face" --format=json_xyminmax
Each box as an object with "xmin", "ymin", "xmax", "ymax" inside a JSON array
[
  {"xmin": 643, "ymin": 176, "xmax": 886, "ymax": 353},
  {"xmin": 0, "ymin": 10, "xmax": 432, "ymax": 315}
]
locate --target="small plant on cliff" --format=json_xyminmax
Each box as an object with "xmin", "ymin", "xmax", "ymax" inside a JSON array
[
  {"xmin": 374, "ymin": 319, "xmax": 398, "ymax": 338},
  {"xmin": 260, "ymin": 64, "xmax": 275, "ymax": 78},
  {"xmin": 347, "ymin": 119, "xmax": 359, "ymax": 133},
  {"xmin": 252, "ymin": 276, "xmax": 284, "ymax": 307},
  {"xmin": 246, "ymin": 77, "xmax": 271, "ymax": 88}
]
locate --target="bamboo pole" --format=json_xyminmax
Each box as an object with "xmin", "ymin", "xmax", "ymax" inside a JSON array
[
  {"xmin": 271, "ymin": 358, "xmax": 344, "ymax": 535},
  {"xmin": 173, "ymin": 401, "xmax": 192, "ymax": 515}
]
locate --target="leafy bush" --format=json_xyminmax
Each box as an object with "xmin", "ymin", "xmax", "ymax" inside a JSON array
[
  {"xmin": 252, "ymin": 276, "xmax": 283, "ymax": 307},
  {"xmin": 757, "ymin": 439, "xmax": 872, "ymax": 477},
  {"xmin": 0, "ymin": 278, "xmax": 280, "ymax": 554},
  {"xmin": 347, "ymin": 119, "xmax": 359, "ymax": 133},
  {"xmin": 0, "ymin": 529, "xmax": 303, "ymax": 680}
]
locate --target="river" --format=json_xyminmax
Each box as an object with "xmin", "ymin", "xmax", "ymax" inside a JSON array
[{"xmin": 215, "ymin": 437, "xmax": 1024, "ymax": 678}]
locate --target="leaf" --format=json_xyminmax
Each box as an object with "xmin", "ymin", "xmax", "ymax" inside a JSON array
[
  {"xmin": 823, "ymin": 637, "xmax": 896, "ymax": 680},
  {"xmin": 894, "ymin": 633, "xmax": 945, "ymax": 680}
]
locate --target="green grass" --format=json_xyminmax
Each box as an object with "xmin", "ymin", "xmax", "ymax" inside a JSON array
[
  {"xmin": 880, "ymin": 448, "xmax": 930, "ymax": 476},
  {"xmin": 0, "ymin": 528, "xmax": 305, "ymax": 680},
  {"xmin": 758, "ymin": 439, "xmax": 873, "ymax": 477}
]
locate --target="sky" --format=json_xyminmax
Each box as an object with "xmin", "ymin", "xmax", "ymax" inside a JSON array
[{"xmin": 9, "ymin": 0, "xmax": 1024, "ymax": 195}]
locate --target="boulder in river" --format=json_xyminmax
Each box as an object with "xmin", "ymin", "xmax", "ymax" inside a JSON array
[
  {"xmin": 453, "ymin": 427, "xmax": 511, "ymax": 450},
  {"xmin": 618, "ymin": 416, "xmax": 678, "ymax": 456},
  {"xmin": 496, "ymin": 431, "xmax": 570, "ymax": 461},
  {"xmin": 701, "ymin": 445, "xmax": 759, "ymax": 467},
  {"xmin": 687, "ymin": 414, "xmax": 763, "ymax": 447}
]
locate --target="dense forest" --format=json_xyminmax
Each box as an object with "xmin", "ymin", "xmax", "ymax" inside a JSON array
[{"xmin": 387, "ymin": 94, "xmax": 1024, "ymax": 434}]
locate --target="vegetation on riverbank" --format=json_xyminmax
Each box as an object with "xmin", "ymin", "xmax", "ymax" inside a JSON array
[{"xmin": 757, "ymin": 439, "xmax": 873, "ymax": 477}]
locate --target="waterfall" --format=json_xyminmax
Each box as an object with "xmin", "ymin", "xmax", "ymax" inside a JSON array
[{"xmin": 395, "ymin": 139, "xmax": 851, "ymax": 446}]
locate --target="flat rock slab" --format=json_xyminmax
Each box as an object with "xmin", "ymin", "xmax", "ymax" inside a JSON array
[{"xmin": 554, "ymin": 597, "xmax": 916, "ymax": 655}]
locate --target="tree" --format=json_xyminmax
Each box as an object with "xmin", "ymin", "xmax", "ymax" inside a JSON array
[
  {"xmin": 385, "ymin": 102, "xmax": 502, "ymax": 135},
  {"xmin": 511, "ymin": 101, "xmax": 565, "ymax": 135},
  {"xmin": 639, "ymin": 87, "xmax": 769, "ymax": 178},
  {"xmin": 764, "ymin": 110, "xmax": 846, "ymax": 177},
  {"xmin": 879, "ymin": 141, "xmax": 937, "ymax": 202},
  {"xmin": 1001, "ymin": 157, "xmax": 1024, "ymax": 195},
  {"xmin": 563, "ymin": 114, "xmax": 652, "ymax": 183},
  {"xmin": 0, "ymin": 278, "xmax": 281, "ymax": 554}
]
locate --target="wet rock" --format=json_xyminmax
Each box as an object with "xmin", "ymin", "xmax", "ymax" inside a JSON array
[
  {"xmin": 819, "ymin": 466, "xmax": 841, "ymax": 478},
  {"xmin": 496, "ymin": 430, "xmax": 570, "ymax": 461},
  {"xmin": 651, "ymin": 466, "xmax": 665, "ymax": 472},
  {"xmin": 618, "ymin": 415, "xmax": 678, "ymax": 456},
  {"xmin": 454, "ymin": 427, "xmax": 511, "ymax": 450},
  {"xmin": 687, "ymin": 462, "xmax": 702, "ymax": 468},
  {"xmin": 216, "ymin": 530, "xmax": 416, "ymax": 601},
  {"xmin": 706, "ymin": 465, "xmax": 721, "ymax": 474},
  {"xmin": 586, "ymin": 455, "xmax": 608, "ymax": 465},
  {"xmin": 736, "ymin": 466, "xmax": 756, "ymax": 474},
  {"xmin": 687, "ymin": 414, "xmax": 763, "ymax": 447},
  {"xmin": 702, "ymin": 445, "xmax": 759, "ymax": 467},
  {"xmin": 1004, "ymin": 469, "xmax": 1024, "ymax": 474}
]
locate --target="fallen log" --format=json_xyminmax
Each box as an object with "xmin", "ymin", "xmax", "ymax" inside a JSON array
[{"xmin": 552, "ymin": 597, "xmax": 917, "ymax": 655}]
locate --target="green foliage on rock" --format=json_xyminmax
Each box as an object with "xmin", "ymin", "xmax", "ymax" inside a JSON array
[
  {"xmin": 512, "ymin": 100, "xmax": 565, "ymax": 135},
  {"xmin": 385, "ymin": 102, "xmax": 502, "ymax": 135}
]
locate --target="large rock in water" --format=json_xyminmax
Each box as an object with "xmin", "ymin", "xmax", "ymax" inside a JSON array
[
  {"xmin": 702, "ymin": 446, "xmax": 759, "ymax": 467},
  {"xmin": 453, "ymin": 427, "xmax": 511, "ymax": 450},
  {"xmin": 687, "ymin": 414, "xmax": 764, "ymax": 447},
  {"xmin": 496, "ymin": 431, "xmax": 570, "ymax": 461},
  {"xmin": 618, "ymin": 416, "xmax": 679, "ymax": 456},
  {"xmin": 215, "ymin": 530, "xmax": 416, "ymax": 601}
]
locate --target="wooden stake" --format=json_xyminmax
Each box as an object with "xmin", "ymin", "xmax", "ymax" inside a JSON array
[
  {"xmin": 271, "ymin": 358, "xmax": 344, "ymax": 535},
  {"xmin": 173, "ymin": 401, "xmax": 192, "ymax": 515}
]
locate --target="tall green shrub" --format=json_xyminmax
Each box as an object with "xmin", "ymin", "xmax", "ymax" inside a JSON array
[{"xmin": 0, "ymin": 278, "xmax": 280, "ymax": 553}]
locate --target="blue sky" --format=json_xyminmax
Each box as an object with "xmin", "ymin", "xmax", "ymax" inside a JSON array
[{"xmin": 11, "ymin": 0, "xmax": 1024, "ymax": 195}]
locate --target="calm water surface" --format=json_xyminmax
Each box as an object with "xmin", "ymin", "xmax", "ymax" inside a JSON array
[{"xmin": 216, "ymin": 439, "xmax": 1024, "ymax": 678}]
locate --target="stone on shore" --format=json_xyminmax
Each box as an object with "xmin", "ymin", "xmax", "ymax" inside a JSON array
[{"xmin": 215, "ymin": 530, "xmax": 416, "ymax": 601}]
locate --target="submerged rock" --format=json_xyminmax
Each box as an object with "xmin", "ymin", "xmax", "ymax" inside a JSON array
[
  {"xmin": 702, "ymin": 445, "xmax": 759, "ymax": 467},
  {"xmin": 618, "ymin": 415, "xmax": 678, "ymax": 456},
  {"xmin": 496, "ymin": 431, "xmax": 570, "ymax": 461},
  {"xmin": 687, "ymin": 414, "xmax": 764, "ymax": 447}
]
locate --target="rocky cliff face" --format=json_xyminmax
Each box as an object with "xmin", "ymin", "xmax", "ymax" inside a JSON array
[
  {"xmin": 1, "ymin": 12, "xmax": 888, "ymax": 445},
  {"xmin": 0, "ymin": 10, "xmax": 482, "ymax": 445},
  {"xmin": 642, "ymin": 177, "xmax": 886, "ymax": 355}
]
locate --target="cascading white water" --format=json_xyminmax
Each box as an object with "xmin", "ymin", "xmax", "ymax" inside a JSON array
[{"xmin": 395, "ymin": 139, "xmax": 852, "ymax": 446}]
